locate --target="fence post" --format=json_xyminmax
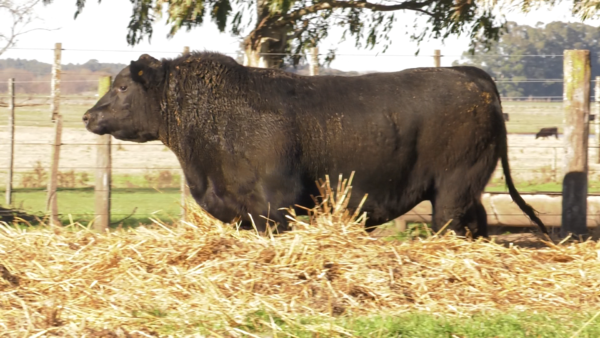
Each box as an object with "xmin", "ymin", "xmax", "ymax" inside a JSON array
[
  {"xmin": 552, "ymin": 147, "xmax": 558, "ymax": 182},
  {"xmin": 50, "ymin": 43, "xmax": 61, "ymax": 121},
  {"xmin": 595, "ymin": 76, "xmax": 600, "ymax": 164},
  {"xmin": 561, "ymin": 49, "xmax": 591, "ymax": 238},
  {"xmin": 308, "ymin": 47, "xmax": 319, "ymax": 76},
  {"xmin": 95, "ymin": 76, "xmax": 112, "ymax": 232},
  {"xmin": 181, "ymin": 46, "xmax": 191, "ymax": 220},
  {"xmin": 434, "ymin": 49, "xmax": 441, "ymax": 67},
  {"xmin": 5, "ymin": 79, "xmax": 15, "ymax": 206},
  {"xmin": 47, "ymin": 116, "xmax": 62, "ymax": 225},
  {"xmin": 46, "ymin": 43, "xmax": 62, "ymax": 226}
]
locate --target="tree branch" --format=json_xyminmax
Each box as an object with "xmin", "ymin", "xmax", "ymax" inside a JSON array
[
  {"xmin": 0, "ymin": 0, "xmax": 46, "ymax": 56},
  {"xmin": 275, "ymin": 0, "xmax": 435, "ymax": 28},
  {"xmin": 247, "ymin": 0, "xmax": 437, "ymax": 50}
]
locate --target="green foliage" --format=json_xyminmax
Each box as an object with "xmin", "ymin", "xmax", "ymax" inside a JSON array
[
  {"xmin": 70, "ymin": 0, "xmax": 512, "ymax": 67},
  {"xmin": 63, "ymin": 59, "xmax": 127, "ymax": 74},
  {"xmin": 454, "ymin": 21, "xmax": 600, "ymax": 98},
  {"xmin": 54, "ymin": 0, "xmax": 600, "ymax": 67},
  {"xmin": 0, "ymin": 58, "xmax": 51, "ymax": 75}
]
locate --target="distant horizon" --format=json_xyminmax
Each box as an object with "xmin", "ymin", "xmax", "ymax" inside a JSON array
[{"xmin": 0, "ymin": 54, "xmax": 377, "ymax": 77}]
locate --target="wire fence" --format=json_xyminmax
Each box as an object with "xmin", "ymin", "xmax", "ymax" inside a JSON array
[{"xmin": 2, "ymin": 46, "xmax": 600, "ymax": 226}]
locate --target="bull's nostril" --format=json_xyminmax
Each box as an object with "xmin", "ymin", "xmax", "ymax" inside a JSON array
[{"xmin": 82, "ymin": 113, "xmax": 90, "ymax": 124}]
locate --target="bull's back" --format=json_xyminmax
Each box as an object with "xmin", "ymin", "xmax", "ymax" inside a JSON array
[{"xmin": 278, "ymin": 67, "xmax": 503, "ymax": 177}]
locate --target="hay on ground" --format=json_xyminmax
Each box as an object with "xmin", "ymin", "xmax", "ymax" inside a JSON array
[{"xmin": 1, "ymin": 174, "xmax": 600, "ymax": 336}]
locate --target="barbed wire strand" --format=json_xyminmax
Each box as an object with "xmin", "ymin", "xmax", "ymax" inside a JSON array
[
  {"xmin": 1, "ymin": 47, "xmax": 571, "ymax": 58},
  {"xmin": 2, "ymin": 48, "xmax": 599, "ymax": 222}
]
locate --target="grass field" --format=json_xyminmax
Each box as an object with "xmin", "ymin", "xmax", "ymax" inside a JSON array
[
  {"xmin": 502, "ymin": 101, "xmax": 567, "ymax": 134},
  {"xmin": 6, "ymin": 176, "xmax": 600, "ymax": 227},
  {"xmin": 0, "ymin": 99, "xmax": 597, "ymax": 226},
  {"xmin": 194, "ymin": 310, "xmax": 600, "ymax": 337},
  {"xmin": 0, "ymin": 99, "xmax": 581, "ymax": 133},
  {"xmin": 3, "ymin": 187, "xmax": 181, "ymax": 227},
  {"xmin": 486, "ymin": 178, "xmax": 600, "ymax": 193},
  {"xmin": 2, "ymin": 99, "xmax": 600, "ymax": 336},
  {"xmin": 0, "ymin": 97, "xmax": 94, "ymax": 128}
]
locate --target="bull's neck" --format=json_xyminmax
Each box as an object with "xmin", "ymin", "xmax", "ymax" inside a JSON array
[
  {"xmin": 156, "ymin": 100, "xmax": 186, "ymax": 159},
  {"xmin": 157, "ymin": 117, "xmax": 180, "ymax": 154}
]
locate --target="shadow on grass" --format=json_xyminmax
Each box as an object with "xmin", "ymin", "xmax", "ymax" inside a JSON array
[
  {"xmin": 0, "ymin": 206, "xmax": 39, "ymax": 224},
  {"xmin": 2, "ymin": 187, "xmax": 182, "ymax": 229}
]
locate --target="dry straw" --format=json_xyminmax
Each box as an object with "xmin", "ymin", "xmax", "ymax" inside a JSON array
[{"xmin": 2, "ymin": 174, "xmax": 600, "ymax": 336}]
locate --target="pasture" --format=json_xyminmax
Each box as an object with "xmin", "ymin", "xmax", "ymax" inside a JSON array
[
  {"xmin": 2, "ymin": 98, "xmax": 600, "ymax": 336},
  {"xmin": 1, "ymin": 98, "xmax": 600, "ymax": 226}
]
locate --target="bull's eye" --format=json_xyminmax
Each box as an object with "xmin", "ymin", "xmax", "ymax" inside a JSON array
[{"xmin": 118, "ymin": 85, "xmax": 128, "ymax": 92}]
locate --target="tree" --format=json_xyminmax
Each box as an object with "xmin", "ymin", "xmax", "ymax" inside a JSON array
[
  {"xmin": 454, "ymin": 21, "xmax": 600, "ymax": 98},
  {"xmin": 68, "ymin": 0, "xmax": 600, "ymax": 68},
  {"xmin": 0, "ymin": 0, "xmax": 47, "ymax": 56},
  {"xmin": 69, "ymin": 0, "xmax": 510, "ymax": 68}
]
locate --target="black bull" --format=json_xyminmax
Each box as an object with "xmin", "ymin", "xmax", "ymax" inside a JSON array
[
  {"xmin": 82, "ymin": 52, "xmax": 548, "ymax": 237},
  {"xmin": 536, "ymin": 127, "xmax": 559, "ymax": 139}
]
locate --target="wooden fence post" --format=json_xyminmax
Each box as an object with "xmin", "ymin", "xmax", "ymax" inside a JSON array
[
  {"xmin": 561, "ymin": 49, "xmax": 591, "ymax": 238},
  {"xmin": 181, "ymin": 46, "xmax": 191, "ymax": 220},
  {"xmin": 95, "ymin": 76, "xmax": 112, "ymax": 232},
  {"xmin": 5, "ymin": 79, "xmax": 15, "ymax": 206},
  {"xmin": 50, "ymin": 43, "xmax": 61, "ymax": 121},
  {"xmin": 595, "ymin": 76, "xmax": 600, "ymax": 164},
  {"xmin": 308, "ymin": 47, "xmax": 319, "ymax": 76},
  {"xmin": 46, "ymin": 43, "xmax": 62, "ymax": 226},
  {"xmin": 47, "ymin": 116, "xmax": 62, "ymax": 225},
  {"xmin": 552, "ymin": 147, "xmax": 558, "ymax": 182},
  {"xmin": 434, "ymin": 49, "xmax": 441, "ymax": 67}
]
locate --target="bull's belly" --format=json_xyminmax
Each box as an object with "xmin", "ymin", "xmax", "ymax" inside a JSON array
[{"xmin": 348, "ymin": 182, "xmax": 431, "ymax": 223}]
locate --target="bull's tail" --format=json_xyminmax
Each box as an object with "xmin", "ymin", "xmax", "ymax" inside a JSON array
[{"xmin": 499, "ymin": 136, "xmax": 549, "ymax": 235}]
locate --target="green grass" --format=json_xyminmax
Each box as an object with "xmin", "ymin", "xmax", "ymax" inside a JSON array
[
  {"xmin": 4, "ymin": 187, "xmax": 181, "ymax": 227},
  {"xmin": 486, "ymin": 177, "xmax": 600, "ymax": 193},
  {"xmin": 0, "ymin": 99, "xmax": 591, "ymax": 227},
  {"xmin": 0, "ymin": 102, "xmax": 93, "ymax": 129},
  {"xmin": 486, "ymin": 180, "xmax": 565, "ymax": 193},
  {"xmin": 110, "ymin": 172, "xmax": 182, "ymax": 189},
  {"xmin": 151, "ymin": 310, "xmax": 600, "ymax": 337},
  {"xmin": 5, "ymin": 178, "xmax": 598, "ymax": 228},
  {"xmin": 502, "ymin": 101, "xmax": 567, "ymax": 134}
]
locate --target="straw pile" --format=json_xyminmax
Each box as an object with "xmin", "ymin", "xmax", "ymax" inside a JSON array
[{"xmin": 2, "ymin": 174, "xmax": 600, "ymax": 336}]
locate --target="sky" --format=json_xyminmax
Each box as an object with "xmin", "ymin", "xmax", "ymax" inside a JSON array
[{"xmin": 1, "ymin": 0, "xmax": 600, "ymax": 73}]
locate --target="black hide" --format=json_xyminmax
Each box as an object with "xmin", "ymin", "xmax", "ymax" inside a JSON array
[{"xmin": 83, "ymin": 52, "xmax": 548, "ymax": 237}]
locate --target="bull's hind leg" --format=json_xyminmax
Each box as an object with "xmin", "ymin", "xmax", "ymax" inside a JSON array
[
  {"xmin": 431, "ymin": 164, "xmax": 491, "ymax": 238},
  {"xmin": 431, "ymin": 148, "xmax": 496, "ymax": 238},
  {"xmin": 431, "ymin": 195, "xmax": 487, "ymax": 238}
]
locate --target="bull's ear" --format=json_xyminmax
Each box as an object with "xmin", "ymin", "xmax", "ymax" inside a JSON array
[{"xmin": 130, "ymin": 54, "xmax": 163, "ymax": 88}]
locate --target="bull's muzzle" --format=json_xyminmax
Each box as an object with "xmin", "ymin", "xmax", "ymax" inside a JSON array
[{"xmin": 82, "ymin": 112, "xmax": 91, "ymax": 126}]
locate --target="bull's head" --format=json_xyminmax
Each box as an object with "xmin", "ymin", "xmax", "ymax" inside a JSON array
[{"xmin": 83, "ymin": 54, "xmax": 164, "ymax": 142}]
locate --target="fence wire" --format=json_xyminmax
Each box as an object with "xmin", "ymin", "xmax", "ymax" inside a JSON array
[{"xmin": 3, "ymin": 47, "xmax": 600, "ymax": 225}]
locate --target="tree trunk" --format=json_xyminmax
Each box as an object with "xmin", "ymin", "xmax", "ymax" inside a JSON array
[{"xmin": 243, "ymin": 0, "xmax": 290, "ymax": 68}]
